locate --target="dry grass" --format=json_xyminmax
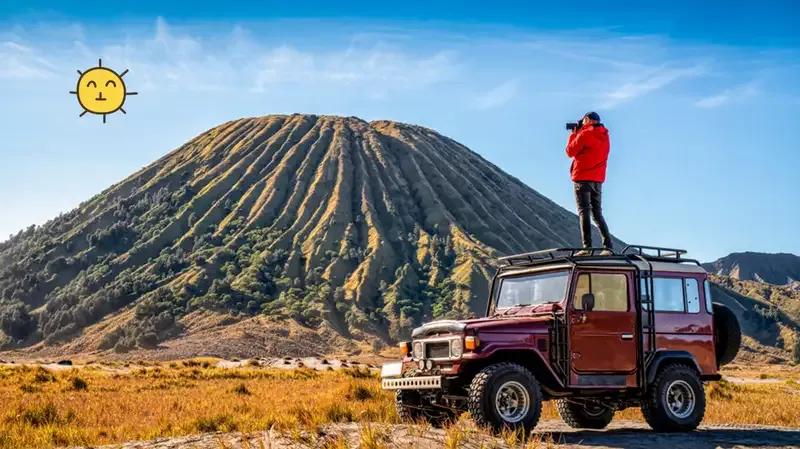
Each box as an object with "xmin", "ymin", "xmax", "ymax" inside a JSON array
[
  {"xmin": 721, "ymin": 363, "xmax": 800, "ymax": 380},
  {"xmin": 0, "ymin": 361, "xmax": 390, "ymax": 449},
  {"xmin": 0, "ymin": 361, "xmax": 798, "ymax": 448}
]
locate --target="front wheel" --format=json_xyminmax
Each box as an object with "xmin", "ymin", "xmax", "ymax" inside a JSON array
[
  {"xmin": 556, "ymin": 399, "xmax": 615, "ymax": 429},
  {"xmin": 467, "ymin": 362, "xmax": 543, "ymax": 434},
  {"xmin": 641, "ymin": 364, "xmax": 706, "ymax": 432},
  {"xmin": 395, "ymin": 390, "xmax": 457, "ymax": 428}
]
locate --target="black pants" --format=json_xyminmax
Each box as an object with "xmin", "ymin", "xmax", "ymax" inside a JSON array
[{"xmin": 574, "ymin": 181, "xmax": 612, "ymax": 249}]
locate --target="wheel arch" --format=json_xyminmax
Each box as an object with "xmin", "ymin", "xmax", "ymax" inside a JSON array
[
  {"xmin": 460, "ymin": 349, "xmax": 562, "ymax": 393},
  {"xmin": 646, "ymin": 350, "xmax": 702, "ymax": 386}
]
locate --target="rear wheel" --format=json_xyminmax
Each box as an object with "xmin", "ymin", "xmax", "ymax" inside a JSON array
[
  {"xmin": 641, "ymin": 364, "xmax": 706, "ymax": 432},
  {"xmin": 556, "ymin": 399, "xmax": 615, "ymax": 429},
  {"xmin": 467, "ymin": 362, "xmax": 543, "ymax": 433}
]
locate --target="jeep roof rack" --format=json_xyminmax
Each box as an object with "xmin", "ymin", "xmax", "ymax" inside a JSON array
[
  {"xmin": 496, "ymin": 244, "xmax": 701, "ymax": 269},
  {"xmin": 620, "ymin": 244, "xmax": 701, "ymax": 266}
]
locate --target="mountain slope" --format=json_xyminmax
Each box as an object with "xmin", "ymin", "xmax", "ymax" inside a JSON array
[
  {"xmin": 0, "ymin": 114, "xmax": 622, "ymax": 354},
  {"xmin": 703, "ymin": 252, "xmax": 800, "ymax": 285},
  {"xmin": 708, "ymin": 274, "xmax": 800, "ymax": 364}
]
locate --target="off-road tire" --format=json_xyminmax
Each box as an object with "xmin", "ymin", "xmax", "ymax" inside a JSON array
[
  {"xmin": 641, "ymin": 364, "xmax": 706, "ymax": 432},
  {"xmin": 467, "ymin": 362, "xmax": 542, "ymax": 434},
  {"xmin": 395, "ymin": 390, "xmax": 423, "ymax": 423},
  {"xmin": 556, "ymin": 399, "xmax": 615, "ymax": 429},
  {"xmin": 395, "ymin": 390, "xmax": 456, "ymax": 428},
  {"xmin": 712, "ymin": 302, "xmax": 741, "ymax": 367}
]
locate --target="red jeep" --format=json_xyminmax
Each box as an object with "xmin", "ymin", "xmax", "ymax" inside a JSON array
[{"xmin": 381, "ymin": 245, "xmax": 741, "ymax": 433}]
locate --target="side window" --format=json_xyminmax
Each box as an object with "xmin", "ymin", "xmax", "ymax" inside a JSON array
[
  {"xmin": 704, "ymin": 279, "xmax": 713, "ymax": 313},
  {"xmin": 685, "ymin": 278, "xmax": 700, "ymax": 313},
  {"xmin": 574, "ymin": 273, "xmax": 629, "ymax": 311},
  {"xmin": 641, "ymin": 277, "xmax": 685, "ymax": 312}
]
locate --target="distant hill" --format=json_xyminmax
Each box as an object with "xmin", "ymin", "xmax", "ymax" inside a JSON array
[
  {"xmin": 709, "ymin": 274, "xmax": 800, "ymax": 364},
  {"xmin": 702, "ymin": 252, "xmax": 800, "ymax": 286},
  {"xmin": 0, "ymin": 114, "xmax": 622, "ymax": 357}
]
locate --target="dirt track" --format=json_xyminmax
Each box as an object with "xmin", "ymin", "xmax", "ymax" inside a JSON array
[{"xmin": 68, "ymin": 420, "xmax": 800, "ymax": 449}]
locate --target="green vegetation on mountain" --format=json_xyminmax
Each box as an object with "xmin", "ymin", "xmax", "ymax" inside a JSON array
[
  {"xmin": 709, "ymin": 274, "xmax": 800, "ymax": 363},
  {"xmin": 0, "ymin": 114, "xmax": 619, "ymax": 353}
]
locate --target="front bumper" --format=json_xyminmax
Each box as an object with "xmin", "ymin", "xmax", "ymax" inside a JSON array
[{"xmin": 382, "ymin": 375, "xmax": 442, "ymax": 390}]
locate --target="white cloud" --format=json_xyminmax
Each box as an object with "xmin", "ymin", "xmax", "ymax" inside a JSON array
[
  {"xmin": 694, "ymin": 80, "xmax": 760, "ymax": 108},
  {"xmin": 251, "ymin": 44, "xmax": 458, "ymax": 97},
  {"xmin": 0, "ymin": 17, "xmax": 460, "ymax": 98},
  {"xmin": 469, "ymin": 79, "xmax": 519, "ymax": 110},
  {"xmin": 0, "ymin": 19, "xmax": 792, "ymax": 110},
  {"xmin": 0, "ymin": 40, "xmax": 58, "ymax": 79},
  {"xmin": 599, "ymin": 64, "xmax": 706, "ymax": 108}
]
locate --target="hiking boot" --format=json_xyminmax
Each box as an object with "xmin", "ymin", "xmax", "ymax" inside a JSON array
[
  {"xmin": 599, "ymin": 249, "xmax": 613, "ymax": 256},
  {"xmin": 575, "ymin": 250, "xmax": 591, "ymax": 256}
]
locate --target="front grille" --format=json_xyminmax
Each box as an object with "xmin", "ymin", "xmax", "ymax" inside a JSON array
[{"xmin": 426, "ymin": 342, "xmax": 450, "ymax": 359}]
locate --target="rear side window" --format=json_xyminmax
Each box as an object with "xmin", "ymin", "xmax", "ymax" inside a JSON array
[
  {"xmin": 685, "ymin": 278, "xmax": 700, "ymax": 313},
  {"xmin": 653, "ymin": 278, "xmax": 684, "ymax": 312},
  {"xmin": 704, "ymin": 280, "xmax": 713, "ymax": 313},
  {"xmin": 641, "ymin": 276, "xmax": 700, "ymax": 313}
]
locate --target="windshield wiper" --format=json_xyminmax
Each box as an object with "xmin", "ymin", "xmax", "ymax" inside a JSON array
[{"xmin": 500, "ymin": 303, "xmax": 530, "ymax": 316}]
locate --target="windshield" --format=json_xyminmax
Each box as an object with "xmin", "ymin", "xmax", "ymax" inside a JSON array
[{"xmin": 492, "ymin": 270, "xmax": 569, "ymax": 313}]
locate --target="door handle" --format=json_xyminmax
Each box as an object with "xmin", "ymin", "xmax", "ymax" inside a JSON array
[{"xmin": 621, "ymin": 333, "xmax": 633, "ymax": 340}]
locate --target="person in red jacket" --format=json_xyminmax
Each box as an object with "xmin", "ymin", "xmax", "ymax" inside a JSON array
[{"xmin": 566, "ymin": 111, "xmax": 613, "ymax": 255}]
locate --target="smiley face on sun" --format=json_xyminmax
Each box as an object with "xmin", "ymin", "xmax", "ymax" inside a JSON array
[{"xmin": 70, "ymin": 59, "xmax": 137, "ymax": 123}]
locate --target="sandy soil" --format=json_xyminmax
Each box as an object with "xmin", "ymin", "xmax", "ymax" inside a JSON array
[{"xmin": 64, "ymin": 420, "xmax": 800, "ymax": 449}]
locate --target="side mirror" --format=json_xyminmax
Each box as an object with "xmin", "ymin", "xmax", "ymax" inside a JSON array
[{"xmin": 581, "ymin": 293, "xmax": 595, "ymax": 312}]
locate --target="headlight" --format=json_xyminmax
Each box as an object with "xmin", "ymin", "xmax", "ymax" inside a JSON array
[
  {"xmin": 412, "ymin": 342, "xmax": 423, "ymax": 359},
  {"xmin": 450, "ymin": 338, "xmax": 463, "ymax": 358}
]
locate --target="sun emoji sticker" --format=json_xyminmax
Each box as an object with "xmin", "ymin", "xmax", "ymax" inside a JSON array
[{"xmin": 70, "ymin": 59, "xmax": 137, "ymax": 123}]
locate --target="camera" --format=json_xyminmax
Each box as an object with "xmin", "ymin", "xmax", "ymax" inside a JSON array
[{"xmin": 566, "ymin": 116, "xmax": 587, "ymax": 131}]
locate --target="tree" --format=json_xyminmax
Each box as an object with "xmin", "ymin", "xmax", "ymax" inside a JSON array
[{"xmin": 136, "ymin": 332, "xmax": 159, "ymax": 348}]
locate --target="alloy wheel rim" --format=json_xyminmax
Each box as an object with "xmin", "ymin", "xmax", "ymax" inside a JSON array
[
  {"xmin": 494, "ymin": 381, "xmax": 530, "ymax": 423},
  {"xmin": 665, "ymin": 380, "xmax": 695, "ymax": 419}
]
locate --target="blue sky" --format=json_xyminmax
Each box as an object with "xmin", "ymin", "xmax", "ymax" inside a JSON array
[{"xmin": 0, "ymin": 1, "xmax": 798, "ymax": 263}]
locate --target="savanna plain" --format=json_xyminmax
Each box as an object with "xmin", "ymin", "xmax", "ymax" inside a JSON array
[{"xmin": 1, "ymin": 357, "xmax": 799, "ymax": 449}]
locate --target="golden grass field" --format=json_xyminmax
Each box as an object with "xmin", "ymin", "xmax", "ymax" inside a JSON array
[{"xmin": 0, "ymin": 359, "xmax": 798, "ymax": 449}]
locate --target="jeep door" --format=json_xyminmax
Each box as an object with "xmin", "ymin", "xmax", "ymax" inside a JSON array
[{"xmin": 568, "ymin": 269, "xmax": 637, "ymax": 385}]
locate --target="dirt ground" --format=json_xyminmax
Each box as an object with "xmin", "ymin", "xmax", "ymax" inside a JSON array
[{"xmin": 65, "ymin": 420, "xmax": 800, "ymax": 449}]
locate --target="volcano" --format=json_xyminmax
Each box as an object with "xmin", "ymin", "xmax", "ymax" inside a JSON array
[{"xmin": 0, "ymin": 114, "xmax": 621, "ymax": 356}]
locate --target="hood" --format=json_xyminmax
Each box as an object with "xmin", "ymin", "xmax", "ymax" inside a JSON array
[
  {"xmin": 462, "ymin": 314, "xmax": 553, "ymax": 333},
  {"xmin": 411, "ymin": 308, "xmax": 556, "ymax": 338}
]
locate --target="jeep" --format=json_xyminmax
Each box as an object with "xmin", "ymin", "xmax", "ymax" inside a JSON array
[{"xmin": 380, "ymin": 245, "xmax": 742, "ymax": 433}]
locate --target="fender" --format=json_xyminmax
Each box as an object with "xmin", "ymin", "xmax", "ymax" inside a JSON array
[
  {"xmin": 461, "ymin": 345, "xmax": 564, "ymax": 388},
  {"xmin": 646, "ymin": 350, "xmax": 702, "ymax": 385}
]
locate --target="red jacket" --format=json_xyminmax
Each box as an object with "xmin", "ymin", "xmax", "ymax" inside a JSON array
[{"xmin": 566, "ymin": 124, "xmax": 610, "ymax": 183}]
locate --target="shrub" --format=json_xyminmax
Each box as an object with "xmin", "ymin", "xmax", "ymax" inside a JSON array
[
  {"xmin": 794, "ymin": 331, "xmax": 800, "ymax": 365},
  {"xmin": 193, "ymin": 414, "xmax": 237, "ymax": 432},
  {"xmin": 19, "ymin": 402, "xmax": 60, "ymax": 426},
  {"xmin": 231, "ymin": 383, "xmax": 251, "ymax": 395},
  {"xmin": 346, "ymin": 383, "xmax": 375, "ymax": 401},
  {"xmin": 70, "ymin": 376, "xmax": 88, "ymax": 391},
  {"xmin": 33, "ymin": 367, "xmax": 56, "ymax": 383}
]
